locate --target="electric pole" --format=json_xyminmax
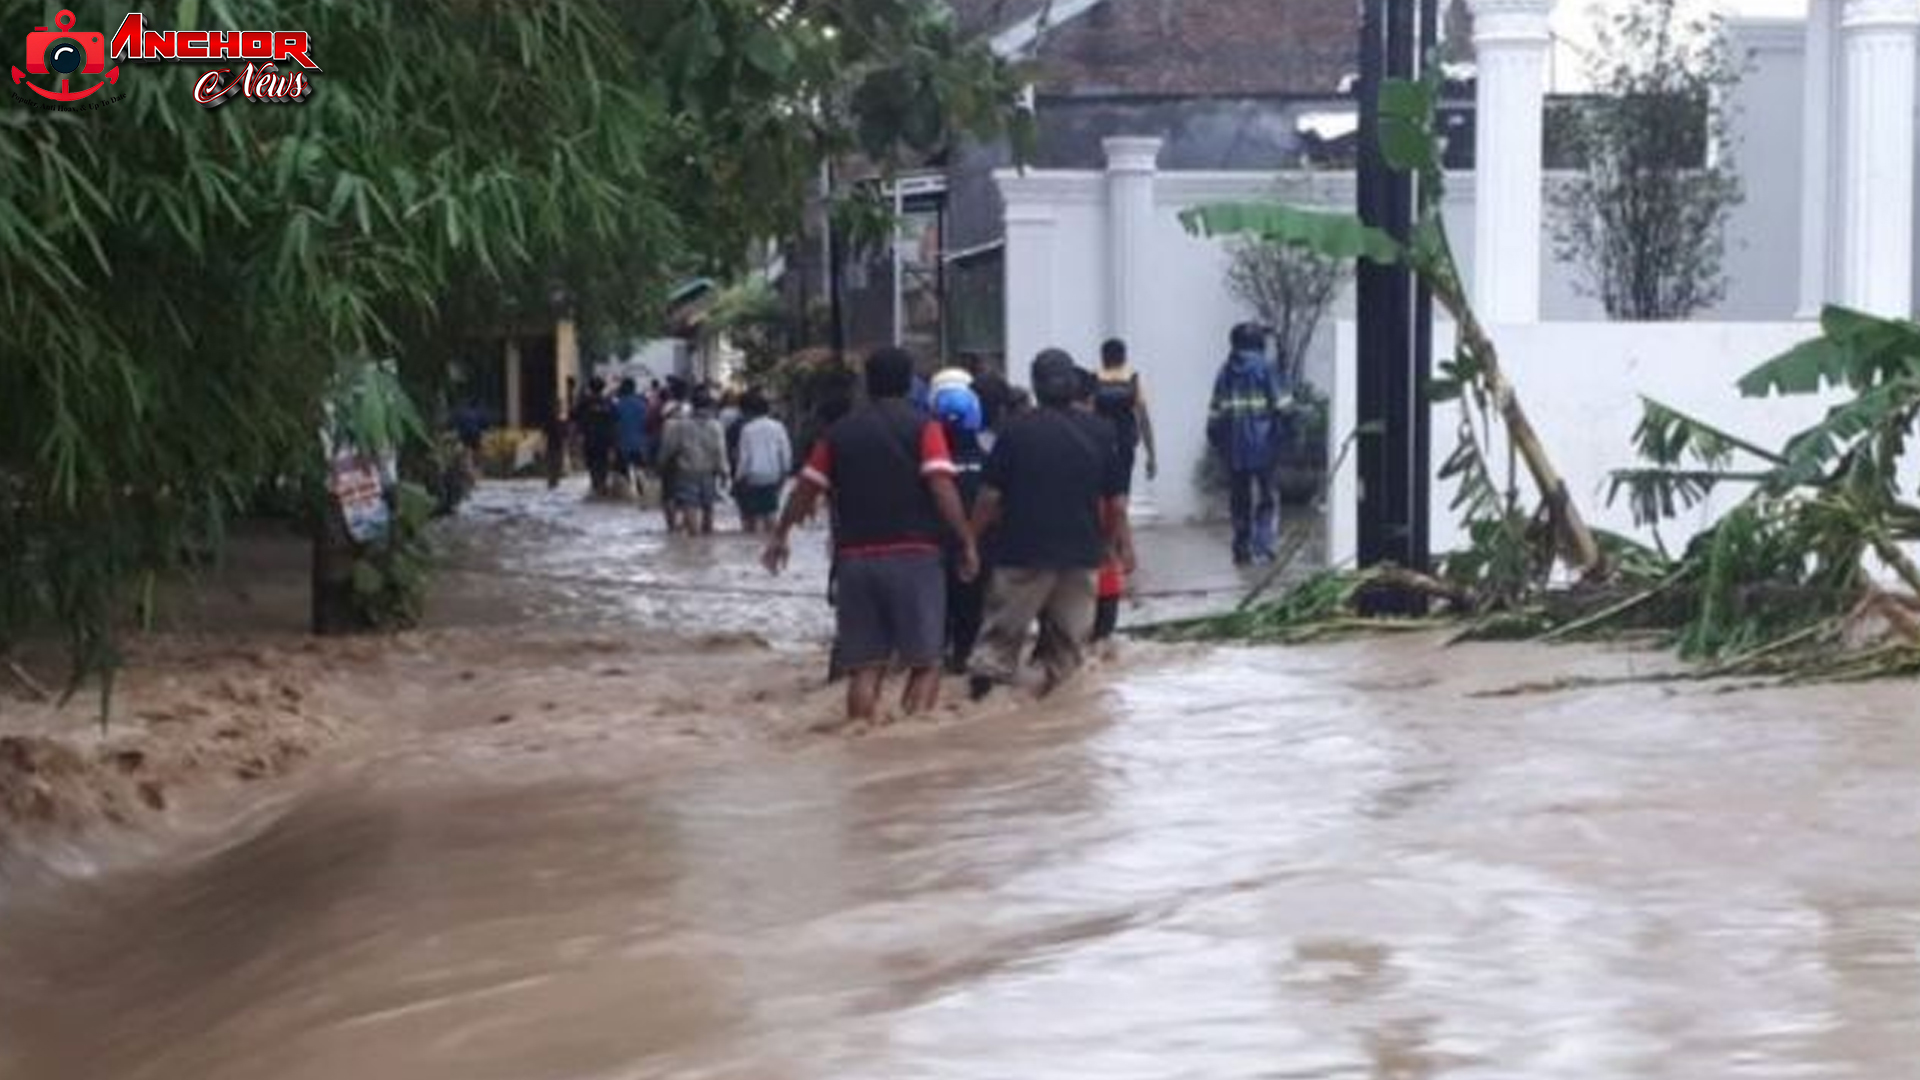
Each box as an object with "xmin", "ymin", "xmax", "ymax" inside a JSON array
[{"xmin": 1355, "ymin": 0, "xmax": 1440, "ymax": 610}]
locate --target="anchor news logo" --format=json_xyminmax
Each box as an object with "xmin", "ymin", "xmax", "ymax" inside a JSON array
[
  {"xmin": 11, "ymin": 8, "xmax": 120, "ymax": 107},
  {"xmin": 11, "ymin": 9, "xmax": 320, "ymax": 111}
]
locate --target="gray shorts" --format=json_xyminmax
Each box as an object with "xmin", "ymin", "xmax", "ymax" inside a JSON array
[
  {"xmin": 671, "ymin": 474, "xmax": 718, "ymax": 509},
  {"xmin": 835, "ymin": 549, "xmax": 946, "ymax": 670}
]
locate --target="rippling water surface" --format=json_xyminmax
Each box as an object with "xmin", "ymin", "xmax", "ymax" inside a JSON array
[{"xmin": 0, "ymin": 484, "xmax": 1914, "ymax": 1080}]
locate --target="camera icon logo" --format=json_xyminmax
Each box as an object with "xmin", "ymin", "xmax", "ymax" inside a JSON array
[{"xmin": 12, "ymin": 8, "xmax": 120, "ymax": 102}]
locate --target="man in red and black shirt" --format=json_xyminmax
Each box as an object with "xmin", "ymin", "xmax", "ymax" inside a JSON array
[{"xmin": 763, "ymin": 347, "xmax": 979, "ymax": 722}]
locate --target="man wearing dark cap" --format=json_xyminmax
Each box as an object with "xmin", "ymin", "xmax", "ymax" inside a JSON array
[
  {"xmin": 763, "ymin": 347, "xmax": 978, "ymax": 723},
  {"xmin": 968, "ymin": 349, "xmax": 1135, "ymax": 698},
  {"xmin": 1208, "ymin": 323, "xmax": 1290, "ymax": 565}
]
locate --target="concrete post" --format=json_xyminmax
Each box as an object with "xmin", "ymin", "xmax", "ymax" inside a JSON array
[
  {"xmin": 1104, "ymin": 136, "xmax": 1164, "ymax": 520},
  {"xmin": 1468, "ymin": 0, "xmax": 1553, "ymax": 323},
  {"xmin": 1839, "ymin": 0, "xmax": 1920, "ymax": 317},
  {"xmin": 503, "ymin": 337, "xmax": 523, "ymax": 430},
  {"xmin": 1103, "ymin": 137, "xmax": 1162, "ymax": 343},
  {"xmin": 1799, "ymin": 0, "xmax": 1841, "ymax": 316},
  {"xmin": 999, "ymin": 185, "xmax": 1058, "ymax": 382},
  {"xmin": 555, "ymin": 317, "xmax": 580, "ymax": 413}
]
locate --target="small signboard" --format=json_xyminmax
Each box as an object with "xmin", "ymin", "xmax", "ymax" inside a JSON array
[{"xmin": 327, "ymin": 454, "xmax": 389, "ymax": 543}]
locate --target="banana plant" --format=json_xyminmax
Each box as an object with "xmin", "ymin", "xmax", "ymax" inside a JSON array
[
  {"xmin": 1180, "ymin": 72, "xmax": 1606, "ymax": 582},
  {"xmin": 1610, "ymin": 305, "xmax": 1920, "ymax": 603}
]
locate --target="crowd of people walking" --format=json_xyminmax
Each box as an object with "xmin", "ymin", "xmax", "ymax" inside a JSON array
[
  {"xmin": 510, "ymin": 323, "xmax": 1294, "ymax": 725},
  {"xmin": 557, "ymin": 374, "xmax": 795, "ymax": 538},
  {"xmin": 754, "ymin": 323, "xmax": 1292, "ymax": 725}
]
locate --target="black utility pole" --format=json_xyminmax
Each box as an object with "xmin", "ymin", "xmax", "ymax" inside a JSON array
[{"xmin": 1355, "ymin": 0, "xmax": 1438, "ymax": 609}]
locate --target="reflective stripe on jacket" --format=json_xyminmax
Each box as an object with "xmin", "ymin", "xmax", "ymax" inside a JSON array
[{"xmin": 1208, "ymin": 350, "xmax": 1288, "ymax": 473}]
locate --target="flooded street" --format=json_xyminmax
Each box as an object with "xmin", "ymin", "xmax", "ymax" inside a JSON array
[
  {"xmin": 428, "ymin": 482, "xmax": 1269, "ymax": 638},
  {"xmin": 2, "ymin": 483, "xmax": 1918, "ymax": 1079}
]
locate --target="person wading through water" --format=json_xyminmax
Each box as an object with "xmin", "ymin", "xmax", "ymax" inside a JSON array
[
  {"xmin": 968, "ymin": 349, "xmax": 1134, "ymax": 700},
  {"xmin": 1094, "ymin": 337, "xmax": 1158, "ymax": 490},
  {"xmin": 1208, "ymin": 322, "xmax": 1290, "ymax": 566},
  {"xmin": 731, "ymin": 389, "xmax": 791, "ymax": 534},
  {"xmin": 577, "ymin": 376, "xmax": 617, "ymax": 496},
  {"xmin": 654, "ymin": 378, "xmax": 689, "ymax": 531},
  {"xmin": 931, "ymin": 367, "xmax": 987, "ymax": 673},
  {"xmin": 613, "ymin": 377, "xmax": 650, "ymax": 499},
  {"xmin": 763, "ymin": 347, "xmax": 979, "ymax": 723},
  {"xmin": 659, "ymin": 385, "xmax": 728, "ymax": 536}
]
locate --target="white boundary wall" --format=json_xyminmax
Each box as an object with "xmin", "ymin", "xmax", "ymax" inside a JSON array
[
  {"xmin": 997, "ymin": 160, "xmax": 1661, "ymax": 523},
  {"xmin": 1329, "ymin": 321, "xmax": 1832, "ymax": 565},
  {"xmin": 999, "ymin": 165, "xmax": 1361, "ymax": 523}
]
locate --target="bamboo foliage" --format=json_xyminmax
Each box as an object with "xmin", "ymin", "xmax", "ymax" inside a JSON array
[{"xmin": 0, "ymin": 0, "xmax": 1024, "ymax": 691}]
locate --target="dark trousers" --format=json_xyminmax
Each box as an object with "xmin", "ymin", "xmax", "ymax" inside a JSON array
[
  {"xmin": 1092, "ymin": 595, "xmax": 1120, "ymax": 641},
  {"xmin": 946, "ymin": 561, "xmax": 987, "ymax": 672},
  {"xmin": 584, "ymin": 440, "xmax": 612, "ymax": 493},
  {"xmin": 1228, "ymin": 468, "xmax": 1277, "ymax": 560},
  {"xmin": 544, "ymin": 423, "xmax": 567, "ymax": 489}
]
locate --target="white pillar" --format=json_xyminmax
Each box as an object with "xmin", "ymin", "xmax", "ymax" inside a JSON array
[
  {"xmin": 1000, "ymin": 187, "xmax": 1058, "ymax": 378},
  {"xmin": 555, "ymin": 317, "xmax": 580, "ymax": 409},
  {"xmin": 503, "ymin": 337, "xmax": 523, "ymax": 429},
  {"xmin": 1839, "ymin": 0, "xmax": 1920, "ymax": 317},
  {"xmin": 1800, "ymin": 0, "xmax": 1842, "ymax": 316},
  {"xmin": 1469, "ymin": 0, "xmax": 1553, "ymax": 323},
  {"xmin": 1103, "ymin": 137, "xmax": 1161, "ymax": 342},
  {"xmin": 1103, "ymin": 136, "xmax": 1164, "ymax": 521}
]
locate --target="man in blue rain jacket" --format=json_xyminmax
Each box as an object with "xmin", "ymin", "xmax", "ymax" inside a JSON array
[{"xmin": 1207, "ymin": 322, "xmax": 1291, "ymax": 566}]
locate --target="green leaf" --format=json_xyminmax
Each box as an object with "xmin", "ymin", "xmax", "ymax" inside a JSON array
[
  {"xmin": 1378, "ymin": 78, "xmax": 1434, "ymax": 124},
  {"xmin": 1631, "ymin": 396, "xmax": 1784, "ymax": 468},
  {"xmin": 1769, "ymin": 375, "xmax": 1920, "ymax": 493},
  {"xmin": 1606, "ymin": 467, "xmax": 1741, "ymax": 526},
  {"xmin": 1737, "ymin": 334, "xmax": 1855, "ymax": 398},
  {"xmin": 1744, "ymin": 306, "xmax": 1920, "ymax": 397},
  {"xmin": 1380, "ymin": 122, "xmax": 1432, "ymax": 174},
  {"xmin": 1377, "ymin": 78, "xmax": 1437, "ymax": 174},
  {"xmin": 1180, "ymin": 202, "xmax": 1403, "ymax": 265},
  {"xmin": 744, "ymin": 29, "xmax": 793, "ymax": 78},
  {"xmin": 351, "ymin": 561, "xmax": 384, "ymax": 598}
]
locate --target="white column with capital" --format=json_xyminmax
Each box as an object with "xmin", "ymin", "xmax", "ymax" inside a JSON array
[
  {"xmin": 1469, "ymin": 0, "xmax": 1553, "ymax": 323},
  {"xmin": 1103, "ymin": 137, "xmax": 1161, "ymax": 342},
  {"xmin": 1103, "ymin": 136, "xmax": 1164, "ymax": 521},
  {"xmin": 1799, "ymin": 0, "xmax": 1842, "ymax": 316},
  {"xmin": 999, "ymin": 182, "xmax": 1058, "ymax": 381},
  {"xmin": 1839, "ymin": 0, "xmax": 1920, "ymax": 317}
]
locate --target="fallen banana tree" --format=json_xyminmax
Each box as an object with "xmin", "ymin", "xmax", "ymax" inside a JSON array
[
  {"xmin": 1147, "ymin": 302, "xmax": 1920, "ymax": 685},
  {"xmin": 1162, "ymin": 74, "xmax": 1920, "ymax": 685}
]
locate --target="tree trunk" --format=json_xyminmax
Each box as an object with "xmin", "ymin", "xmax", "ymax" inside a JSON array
[
  {"xmin": 1440, "ymin": 289, "xmax": 1608, "ymax": 579},
  {"xmin": 310, "ymin": 502, "xmax": 360, "ymax": 635}
]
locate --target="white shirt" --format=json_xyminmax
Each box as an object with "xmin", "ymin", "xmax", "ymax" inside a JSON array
[{"xmin": 734, "ymin": 416, "xmax": 792, "ymax": 486}]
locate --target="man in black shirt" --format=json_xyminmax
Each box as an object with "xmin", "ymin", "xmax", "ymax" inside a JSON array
[
  {"xmin": 576, "ymin": 376, "xmax": 617, "ymax": 495},
  {"xmin": 968, "ymin": 350, "xmax": 1135, "ymax": 697}
]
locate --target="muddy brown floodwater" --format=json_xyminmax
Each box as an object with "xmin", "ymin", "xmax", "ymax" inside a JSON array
[{"xmin": 1, "ymin": 481, "xmax": 1918, "ymax": 1080}]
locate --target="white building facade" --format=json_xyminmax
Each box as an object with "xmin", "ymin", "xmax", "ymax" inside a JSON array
[{"xmin": 994, "ymin": 0, "xmax": 1916, "ymax": 549}]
